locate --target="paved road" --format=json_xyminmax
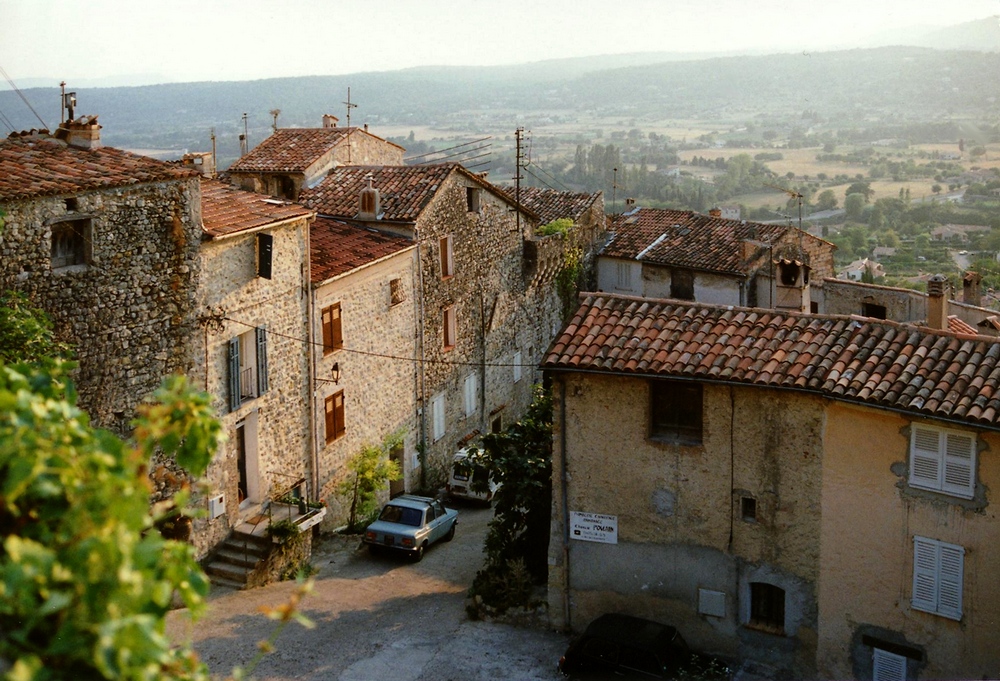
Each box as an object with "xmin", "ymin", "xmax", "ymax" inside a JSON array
[{"xmin": 167, "ymin": 504, "xmax": 570, "ymax": 680}]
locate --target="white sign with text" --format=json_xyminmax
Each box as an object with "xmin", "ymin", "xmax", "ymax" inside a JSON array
[{"xmin": 569, "ymin": 511, "xmax": 618, "ymax": 544}]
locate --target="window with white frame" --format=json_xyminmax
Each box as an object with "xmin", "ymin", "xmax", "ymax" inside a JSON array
[
  {"xmin": 912, "ymin": 535, "xmax": 964, "ymax": 620},
  {"xmin": 513, "ymin": 351, "xmax": 522, "ymax": 383},
  {"xmin": 431, "ymin": 392, "xmax": 445, "ymax": 442},
  {"xmin": 873, "ymin": 648, "xmax": 906, "ymax": 681},
  {"xmin": 909, "ymin": 424, "xmax": 976, "ymax": 499},
  {"xmin": 464, "ymin": 373, "xmax": 478, "ymax": 416}
]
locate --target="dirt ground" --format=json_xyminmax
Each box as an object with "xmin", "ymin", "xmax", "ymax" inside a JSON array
[{"xmin": 167, "ymin": 504, "xmax": 570, "ymax": 680}]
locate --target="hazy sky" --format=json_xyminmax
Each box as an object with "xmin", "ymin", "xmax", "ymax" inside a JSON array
[{"xmin": 2, "ymin": 0, "xmax": 999, "ymax": 86}]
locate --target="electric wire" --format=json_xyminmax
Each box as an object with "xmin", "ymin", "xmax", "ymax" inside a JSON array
[
  {"xmin": 525, "ymin": 160, "xmax": 574, "ymax": 192},
  {"xmin": 222, "ymin": 316, "xmax": 543, "ymax": 370},
  {"xmin": 0, "ymin": 64, "xmax": 48, "ymax": 129},
  {"xmin": 0, "ymin": 106, "xmax": 15, "ymax": 133},
  {"xmin": 523, "ymin": 166, "xmax": 561, "ymax": 192},
  {"xmin": 414, "ymin": 144, "xmax": 492, "ymax": 165},
  {"xmin": 403, "ymin": 136, "xmax": 492, "ymax": 162}
]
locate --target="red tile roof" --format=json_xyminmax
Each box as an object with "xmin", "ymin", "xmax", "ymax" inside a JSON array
[
  {"xmin": 604, "ymin": 208, "xmax": 805, "ymax": 276},
  {"xmin": 228, "ymin": 127, "xmax": 402, "ymax": 173},
  {"xmin": 948, "ymin": 315, "xmax": 978, "ymax": 335},
  {"xmin": 310, "ymin": 216, "xmax": 414, "ymax": 283},
  {"xmin": 500, "ymin": 186, "xmax": 601, "ymax": 225},
  {"xmin": 544, "ymin": 293, "xmax": 1000, "ymax": 427},
  {"xmin": 200, "ymin": 179, "xmax": 313, "ymax": 238},
  {"xmin": 300, "ymin": 163, "xmax": 533, "ymax": 223},
  {"xmin": 0, "ymin": 136, "xmax": 198, "ymax": 201}
]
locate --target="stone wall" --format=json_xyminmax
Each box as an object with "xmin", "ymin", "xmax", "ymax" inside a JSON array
[
  {"xmin": 312, "ymin": 248, "xmax": 419, "ymax": 528},
  {"xmin": 188, "ymin": 217, "xmax": 312, "ymax": 558},
  {"xmin": 548, "ymin": 373, "xmax": 823, "ymax": 678},
  {"xmin": 0, "ymin": 178, "xmax": 202, "ymax": 433}
]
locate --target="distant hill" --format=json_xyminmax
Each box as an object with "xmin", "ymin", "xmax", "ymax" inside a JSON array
[
  {"xmin": 2, "ymin": 46, "xmax": 998, "ymax": 167},
  {"xmin": 911, "ymin": 16, "xmax": 1000, "ymax": 52}
]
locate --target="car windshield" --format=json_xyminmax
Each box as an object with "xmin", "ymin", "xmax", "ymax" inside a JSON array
[{"xmin": 378, "ymin": 504, "xmax": 423, "ymax": 526}]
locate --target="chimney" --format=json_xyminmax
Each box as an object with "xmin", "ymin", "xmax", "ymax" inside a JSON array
[
  {"xmin": 364, "ymin": 123, "xmax": 369, "ymax": 132},
  {"xmin": 709, "ymin": 207, "xmax": 722, "ymax": 218},
  {"xmin": 927, "ymin": 274, "xmax": 948, "ymax": 330},
  {"xmin": 55, "ymin": 115, "xmax": 101, "ymax": 150},
  {"xmin": 358, "ymin": 174, "xmax": 380, "ymax": 220},
  {"xmin": 180, "ymin": 152, "xmax": 216, "ymax": 178},
  {"xmin": 963, "ymin": 271, "xmax": 982, "ymax": 306},
  {"xmin": 323, "ymin": 114, "xmax": 339, "ymax": 128}
]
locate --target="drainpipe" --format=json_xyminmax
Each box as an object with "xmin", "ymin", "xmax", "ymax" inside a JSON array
[
  {"xmin": 416, "ymin": 237, "xmax": 428, "ymax": 490},
  {"xmin": 305, "ymin": 222, "xmax": 320, "ymax": 501},
  {"xmin": 559, "ymin": 376, "xmax": 572, "ymax": 632}
]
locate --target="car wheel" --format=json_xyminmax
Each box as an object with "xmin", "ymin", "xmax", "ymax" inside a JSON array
[
  {"xmin": 444, "ymin": 523, "xmax": 456, "ymax": 542},
  {"xmin": 413, "ymin": 543, "xmax": 426, "ymax": 562}
]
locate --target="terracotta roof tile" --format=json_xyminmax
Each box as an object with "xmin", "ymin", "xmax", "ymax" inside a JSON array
[
  {"xmin": 544, "ymin": 293, "xmax": 1000, "ymax": 428},
  {"xmin": 200, "ymin": 179, "xmax": 313, "ymax": 238},
  {"xmin": 499, "ymin": 186, "xmax": 601, "ymax": 225},
  {"xmin": 0, "ymin": 136, "xmax": 198, "ymax": 201},
  {"xmin": 604, "ymin": 207, "xmax": 803, "ymax": 276},
  {"xmin": 310, "ymin": 216, "xmax": 414, "ymax": 283},
  {"xmin": 229, "ymin": 127, "xmax": 361, "ymax": 173}
]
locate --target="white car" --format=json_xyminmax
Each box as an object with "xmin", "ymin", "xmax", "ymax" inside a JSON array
[{"xmin": 445, "ymin": 449, "xmax": 499, "ymax": 504}]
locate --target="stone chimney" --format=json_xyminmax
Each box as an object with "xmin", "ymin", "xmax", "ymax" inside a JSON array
[
  {"xmin": 963, "ymin": 271, "xmax": 982, "ymax": 306},
  {"xmin": 55, "ymin": 115, "xmax": 101, "ymax": 150},
  {"xmin": 709, "ymin": 207, "xmax": 722, "ymax": 218},
  {"xmin": 322, "ymin": 114, "xmax": 339, "ymax": 128},
  {"xmin": 927, "ymin": 274, "xmax": 949, "ymax": 330},
  {"xmin": 358, "ymin": 174, "xmax": 380, "ymax": 220},
  {"xmin": 180, "ymin": 151, "xmax": 216, "ymax": 178}
]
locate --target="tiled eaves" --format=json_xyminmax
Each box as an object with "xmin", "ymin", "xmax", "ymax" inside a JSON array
[
  {"xmin": 300, "ymin": 163, "xmax": 540, "ymax": 223},
  {"xmin": 499, "ymin": 186, "xmax": 601, "ymax": 225},
  {"xmin": 200, "ymin": 179, "xmax": 313, "ymax": 238},
  {"xmin": 603, "ymin": 208, "xmax": 829, "ymax": 276},
  {"xmin": 544, "ymin": 293, "xmax": 1000, "ymax": 429},
  {"xmin": 310, "ymin": 216, "xmax": 415, "ymax": 284},
  {"xmin": 0, "ymin": 137, "xmax": 199, "ymax": 201}
]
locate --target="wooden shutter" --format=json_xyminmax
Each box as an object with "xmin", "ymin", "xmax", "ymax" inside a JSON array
[
  {"xmin": 322, "ymin": 304, "xmax": 343, "ymax": 353},
  {"xmin": 228, "ymin": 337, "xmax": 241, "ymax": 412},
  {"xmin": 324, "ymin": 395, "xmax": 336, "ymax": 442},
  {"xmin": 942, "ymin": 432, "xmax": 975, "ymax": 498},
  {"xmin": 909, "ymin": 426, "xmax": 941, "ymax": 490},
  {"xmin": 334, "ymin": 391, "xmax": 345, "ymax": 438},
  {"xmin": 938, "ymin": 543, "xmax": 964, "ymax": 619},
  {"xmin": 257, "ymin": 233, "xmax": 273, "ymax": 279},
  {"xmin": 432, "ymin": 394, "xmax": 445, "ymax": 441},
  {"xmin": 256, "ymin": 327, "xmax": 269, "ymax": 395},
  {"xmin": 911, "ymin": 536, "xmax": 938, "ymax": 613},
  {"xmin": 464, "ymin": 374, "xmax": 476, "ymax": 415},
  {"xmin": 873, "ymin": 649, "xmax": 906, "ymax": 681}
]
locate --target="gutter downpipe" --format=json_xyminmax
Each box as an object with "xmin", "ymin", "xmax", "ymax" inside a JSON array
[
  {"xmin": 305, "ymin": 217, "xmax": 320, "ymax": 501},
  {"xmin": 559, "ymin": 376, "xmax": 572, "ymax": 632},
  {"xmin": 416, "ymin": 236, "xmax": 428, "ymax": 490}
]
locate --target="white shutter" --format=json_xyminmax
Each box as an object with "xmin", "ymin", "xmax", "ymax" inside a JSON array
[
  {"xmin": 873, "ymin": 649, "xmax": 906, "ymax": 681},
  {"xmin": 937, "ymin": 543, "xmax": 964, "ymax": 620},
  {"xmin": 911, "ymin": 536, "xmax": 939, "ymax": 613},
  {"xmin": 464, "ymin": 374, "xmax": 477, "ymax": 415},
  {"xmin": 432, "ymin": 393, "xmax": 445, "ymax": 442},
  {"xmin": 942, "ymin": 432, "xmax": 975, "ymax": 498},
  {"xmin": 909, "ymin": 426, "xmax": 941, "ymax": 490},
  {"xmin": 513, "ymin": 351, "xmax": 522, "ymax": 383}
]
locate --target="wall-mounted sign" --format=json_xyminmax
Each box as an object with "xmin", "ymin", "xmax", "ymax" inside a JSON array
[{"xmin": 569, "ymin": 511, "xmax": 618, "ymax": 544}]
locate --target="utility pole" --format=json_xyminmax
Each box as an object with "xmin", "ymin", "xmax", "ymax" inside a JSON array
[
  {"xmin": 612, "ymin": 167, "xmax": 619, "ymax": 215},
  {"xmin": 514, "ymin": 127, "xmax": 525, "ymax": 235},
  {"xmin": 239, "ymin": 113, "xmax": 249, "ymax": 156},
  {"xmin": 343, "ymin": 87, "xmax": 357, "ymax": 163},
  {"xmin": 269, "ymin": 109, "xmax": 281, "ymax": 132}
]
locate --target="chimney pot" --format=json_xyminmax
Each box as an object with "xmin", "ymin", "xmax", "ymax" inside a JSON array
[{"xmin": 927, "ymin": 274, "xmax": 949, "ymax": 330}]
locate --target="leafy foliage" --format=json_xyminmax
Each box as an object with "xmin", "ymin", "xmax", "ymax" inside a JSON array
[
  {"xmin": 536, "ymin": 218, "xmax": 574, "ymax": 237},
  {"xmin": 0, "ymin": 292, "xmax": 72, "ymax": 366},
  {"xmin": 339, "ymin": 431, "xmax": 403, "ymax": 531},
  {"xmin": 0, "ymin": 364, "xmax": 219, "ymax": 680},
  {"xmin": 467, "ymin": 386, "xmax": 553, "ymax": 612}
]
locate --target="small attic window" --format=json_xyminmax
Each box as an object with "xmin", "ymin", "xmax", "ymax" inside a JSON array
[
  {"xmin": 65, "ymin": 197, "xmax": 78, "ymax": 211},
  {"xmin": 466, "ymin": 187, "xmax": 481, "ymax": 213}
]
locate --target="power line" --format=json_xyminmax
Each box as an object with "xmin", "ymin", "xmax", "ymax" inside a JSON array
[
  {"xmin": 223, "ymin": 316, "xmax": 542, "ymax": 370},
  {"xmin": 525, "ymin": 160, "xmax": 573, "ymax": 192},
  {"xmin": 0, "ymin": 64, "xmax": 48, "ymax": 129},
  {"xmin": 414, "ymin": 143, "xmax": 492, "ymax": 165},
  {"xmin": 0, "ymin": 106, "xmax": 15, "ymax": 133},
  {"xmin": 522, "ymin": 166, "xmax": 560, "ymax": 191},
  {"xmin": 404, "ymin": 136, "xmax": 492, "ymax": 162}
]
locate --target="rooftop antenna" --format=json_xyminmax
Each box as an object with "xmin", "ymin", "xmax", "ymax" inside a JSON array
[
  {"xmin": 765, "ymin": 182, "xmax": 805, "ymax": 249},
  {"xmin": 239, "ymin": 112, "xmax": 249, "ymax": 156},
  {"xmin": 514, "ymin": 127, "xmax": 525, "ymax": 235},
  {"xmin": 612, "ymin": 167, "xmax": 620, "ymax": 215},
  {"xmin": 269, "ymin": 109, "xmax": 281, "ymax": 132},
  {"xmin": 343, "ymin": 87, "xmax": 357, "ymax": 163},
  {"xmin": 60, "ymin": 82, "xmax": 76, "ymax": 123},
  {"xmin": 210, "ymin": 127, "xmax": 217, "ymax": 175}
]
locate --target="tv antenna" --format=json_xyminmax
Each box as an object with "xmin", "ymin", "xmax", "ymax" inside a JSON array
[
  {"xmin": 269, "ymin": 109, "xmax": 281, "ymax": 132},
  {"xmin": 343, "ymin": 87, "xmax": 357, "ymax": 162},
  {"xmin": 765, "ymin": 183, "xmax": 803, "ymax": 231}
]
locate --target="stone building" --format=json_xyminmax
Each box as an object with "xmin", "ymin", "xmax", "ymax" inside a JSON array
[
  {"xmin": 0, "ymin": 120, "xmax": 202, "ymax": 433},
  {"xmin": 309, "ymin": 216, "xmax": 419, "ymax": 526},
  {"xmin": 543, "ymin": 292, "xmax": 1000, "ymax": 680},
  {"xmin": 191, "ymin": 179, "xmax": 315, "ymax": 559},
  {"xmin": 300, "ymin": 163, "xmax": 591, "ymax": 482},
  {"xmin": 598, "ymin": 207, "xmax": 835, "ymax": 314},
  {"xmin": 227, "ymin": 116, "xmax": 404, "ymax": 200}
]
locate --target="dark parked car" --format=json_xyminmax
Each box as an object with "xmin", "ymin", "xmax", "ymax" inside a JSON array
[
  {"xmin": 362, "ymin": 495, "xmax": 457, "ymax": 561},
  {"xmin": 558, "ymin": 613, "xmax": 731, "ymax": 679}
]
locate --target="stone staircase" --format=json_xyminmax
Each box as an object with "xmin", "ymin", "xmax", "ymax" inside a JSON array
[{"xmin": 204, "ymin": 529, "xmax": 271, "ymax": 589}]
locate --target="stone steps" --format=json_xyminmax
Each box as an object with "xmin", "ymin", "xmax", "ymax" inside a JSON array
[{"xmin": 204, "ymin": 531, "xmax": 272, "ymax": 589}]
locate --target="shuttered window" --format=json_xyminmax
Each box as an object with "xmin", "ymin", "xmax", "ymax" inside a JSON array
[
  {"xmin": 873, "ymin": 649, "xmax": 906, "ymax": 681},
  {"xmin": 228, "ymin": 327, "xmax": 269, "ymax": 412},
  {"xmin": 440, "ymin": 235, "xmax": 454, "ymax": 278},
  {"xmin": 464, "ymin": 373, "xmax": 478, "ymax": 416},
  {"xmin": 443, "ymin": 306, "xmax": 457, "ymax": 350},
  {"xmin": 912, "ymin": 536, "xmax": 964, "ymax": 620},
  {"xmin": 909, "ymin": 425, "xmax": 975, "ymax": 498},
  {"xmin": 322, "ymin": 303, "xmax": 343, "ymax": 354},
  {"xmin": 513, "ymin": 351, "xmax": 522, "ymax": 383},
  {"xmin": 325, "ymin": 391, "xmax": 346, "ymax": 442},
  {"xmin": 431, "ymin": 393, "xmax": 445, "ymax": 442}
]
